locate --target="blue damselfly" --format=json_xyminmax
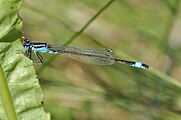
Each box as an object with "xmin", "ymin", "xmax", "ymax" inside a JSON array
[{"xmin": 23, "ymin": 38, "xmax": 149, "ymax": 69}]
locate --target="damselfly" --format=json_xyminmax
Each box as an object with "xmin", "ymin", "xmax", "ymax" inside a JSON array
[{"xmin": 23, "ymin": 38, "xmax": 149, "ymax": 69}]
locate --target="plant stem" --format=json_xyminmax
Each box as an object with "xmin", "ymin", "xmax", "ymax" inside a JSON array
[
  {"xmin": 0, "ymin": 64, "xmax": 17, "ymax": 120},
  {"xmin": 64, "ymin": 0, "xmax": 116, "ymax": 45}
]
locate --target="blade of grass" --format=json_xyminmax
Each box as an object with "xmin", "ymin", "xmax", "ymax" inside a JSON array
[
  {"xmin": 0, "ymin": 64, "xmax": 17, "ymax": 120},
  {"xmin": 63, "ymin": 0, "xmax": 116, "ymax": 45},
  {"xmin": 149, "ymin": 1, "xmax": 181, "ymax": 119},
  {"xmin": 37, "ymin": 0, "xmax": 116, "ymax": 74}
]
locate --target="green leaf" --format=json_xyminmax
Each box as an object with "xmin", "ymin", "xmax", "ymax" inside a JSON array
[{"xmin": 0, "ymin": 0, "xmax": 50, "ymax": 120}]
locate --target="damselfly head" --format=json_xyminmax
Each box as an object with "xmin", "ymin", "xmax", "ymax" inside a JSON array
[
  {"xmin": 23, "ymin": 38, "xmax": 31, "ymax": 51},
  {"xmin": 23, "ymin": 38, "xmax": 30, "ymax": 44}
]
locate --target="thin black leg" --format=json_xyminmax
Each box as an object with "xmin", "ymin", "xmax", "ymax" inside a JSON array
[
  {"xmin": 29, "ymin": 51, "xmax": 32, "ymax": 60},
  {"xmin": 36, "ymin": 52, "xmax": 43, "ymax": 61},
  {"xmin": 34, "ymin": 52, "xmax": 43, "ymax": 63}
]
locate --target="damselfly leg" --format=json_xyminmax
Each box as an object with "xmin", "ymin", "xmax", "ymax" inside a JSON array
[{"xmin": 34, "ymin": 52, "xmax": 43, "ymax": 63}]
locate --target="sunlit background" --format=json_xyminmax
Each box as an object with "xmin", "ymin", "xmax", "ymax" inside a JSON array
[{"xmin": 19, "ymin": 0, "xmax": 181, "ymax": 120}]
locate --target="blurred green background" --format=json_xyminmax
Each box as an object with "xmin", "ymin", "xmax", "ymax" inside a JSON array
[{"xmin": 19, "ymin": 0, "xmax": 181, "ymax": 120}]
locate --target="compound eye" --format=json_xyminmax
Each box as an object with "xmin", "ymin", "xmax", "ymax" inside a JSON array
[{"xmin": 23, "ymin": 38, "xmax": 30, "ymax": 45}]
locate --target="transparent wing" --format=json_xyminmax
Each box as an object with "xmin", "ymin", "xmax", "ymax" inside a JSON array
[
  {"xmin": 73, "ymin": 47, "xmax": 114, "ymax": 55},
  {"xmin": 48, "ymin": 45, "xmax": 149, "ymax": 69},
  {"xmin": 48, "ymin": 46, "xmax": 116, "ymax": 65},
  {"xmin": 48, "ymin": 46, "xmax": 114, "ymax": 55},
  {"xmin": 64, "ymin": 52, "xmax": 115, "ymax": 65}
]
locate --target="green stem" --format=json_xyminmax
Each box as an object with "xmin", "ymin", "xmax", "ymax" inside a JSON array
[
  {"xmin": 0, "ymin": 64, "xmax": 17, "ymax": 120},
  {"xmin": 64, "ymin": 0, "xmax": 116, "ymax": 45},
  {"xmin": 37, "ymin": 0, "xmax": 116, "ymax": 74}
]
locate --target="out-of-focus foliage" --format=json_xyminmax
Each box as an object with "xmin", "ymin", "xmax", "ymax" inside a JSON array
[
  {"xmin": 20, "ymin": 0, "xmax": 181, "ymax": 120},
  {"xmin": 0, "ymin": 0, "xmax": 50, "ymax": 119}
]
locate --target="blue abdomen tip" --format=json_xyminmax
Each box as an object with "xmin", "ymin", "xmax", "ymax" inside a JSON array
[{"xmin": 132, "ymin": 62, "xmax": 149, "ymax": 69}]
